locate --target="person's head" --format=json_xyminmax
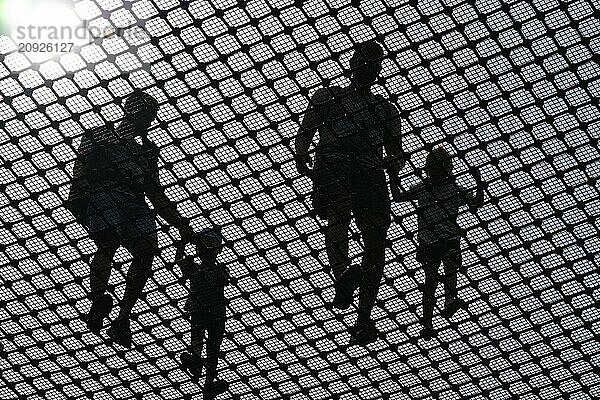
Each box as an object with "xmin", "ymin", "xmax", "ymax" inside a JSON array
[
  {"xmin": 124, "ymin": 91, "xmax": 159, "ymax": 132},
  {"xmin": 425, "ymin": 147, "xmax": 453, "ymax": 179},
  {"xmin": 195, "ymin": 228, "xmax": 224, "ymax": 260},
  {"xmin": 349, "ymin": 40, "xmax": 384, "ymax": 87}
]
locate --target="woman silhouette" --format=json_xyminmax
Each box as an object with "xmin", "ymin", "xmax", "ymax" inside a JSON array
[{"xmin": 68, "ymin": 92, "xmax": 193, "ymax": 346}]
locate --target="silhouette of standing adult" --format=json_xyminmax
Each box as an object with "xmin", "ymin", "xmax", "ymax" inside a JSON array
[
  {"xmin": 67, "ymin": 91, "xmax": 193, "ymax": 347},
  {"xmin": 295, "ymin": 41, "xmax": 404, "ymax": 344}
]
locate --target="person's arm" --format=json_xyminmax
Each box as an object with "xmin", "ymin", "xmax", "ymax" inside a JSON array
[
  {"xmin": 294, "ymin": 88, "xmax": 329, "ymax": 176},
  {"xmin": 460, "ymin": 170, "xmax": 485, "ymax": 208},
  {"xmin": 222, "ymin": 264, "xmax": 231, "ymax": 285},
  {"xmin": 143, "ymin": 141, "xmax": 194, "ymax": 238},
  {"xmin": 383, "ymin": 102, "xmax": 405, "ymax": 180},
  {"xmin": 69, "ymin": 151, "xmax": 88, "ymax": 199},
  {"xmin": 391, "ymin": 182, "xmax": 421, "ymax": 202},
  {"xmin": 210, "ymin": 263, "xmax": 230, "ymax": 286},
  {"xmin": 175, "ymin": 242, "xmax": 195, "ymax": 279}
]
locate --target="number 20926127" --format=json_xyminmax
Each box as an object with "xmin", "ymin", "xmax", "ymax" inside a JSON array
[{"xmin": 19, "ymin": 43, "xmax": 74, "ymax": 53}]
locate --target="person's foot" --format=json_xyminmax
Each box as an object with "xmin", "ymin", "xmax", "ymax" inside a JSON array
[
  {"xmin": 332, "ymin": 265, "xmax": 361, "ymax": 309},
  {"xmin": 107, "ymin": 318, "xmax": 132, "ymax": 348},
  {"xmin": 180, "ymin": 352, "xmax": 203, "ymax": 379},
  {"xmin": 421, "ymin": 323, "xmax": 435, "ymax": 340},
  {"xmin": 349, "ymin": 319, "xmax": 378, "ymax": 345},
  {"xmin": 86, "ymin": 294, "xmax": 112, "ymax": 333},
  {"xmin": 443, "ymin": 298, "xmax": 467, "ymax": 319},
  {"xmin": 203, "ymin": 378, "xmax": 229, "ymax": 399}
]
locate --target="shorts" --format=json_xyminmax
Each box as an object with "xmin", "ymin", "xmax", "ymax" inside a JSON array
[
  {"xmin": 416, "ymin": 239, "xmax": 460, "ymax": 265},
  {"xmin": 190, "ymin": 308, "xmax": 226, "ymax": 330},
  {"xmin": 86, "ymin": 192, "xmax": 157, "ymax": 243},
  {"xmin": 312, "ymin": 152, "xmax": 390, "ymax": 218}
]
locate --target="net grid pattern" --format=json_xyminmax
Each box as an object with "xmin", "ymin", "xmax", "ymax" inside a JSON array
[{"xmin": 0, "ymin": 0, "xmax": 598, "ymax": 399}]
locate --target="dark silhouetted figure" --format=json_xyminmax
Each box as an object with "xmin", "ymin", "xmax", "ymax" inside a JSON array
[
  {"xmin": 67, "ymin": 91, "xmax": 193, "ymax": 347},
  {"xmin": 295, "ymin": 41, "xmax": 404, "ymax": 344},
  {"xmin": 177, "ymin": 228, "xmax": 229, "ymax": 398},
  {"xmin": 392, "ymin": 147, "xmax": 484, "ymax": 339}
]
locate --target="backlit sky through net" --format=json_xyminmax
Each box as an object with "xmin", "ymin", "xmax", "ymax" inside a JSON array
[{"xmin": 0, "ymin": 0, "xmax": 599, "ymax": 399}]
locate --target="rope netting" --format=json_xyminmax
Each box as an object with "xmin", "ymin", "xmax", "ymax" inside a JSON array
[{"xmin": 0, "ymin": 0, "xmax": 599, "ymax": 399}]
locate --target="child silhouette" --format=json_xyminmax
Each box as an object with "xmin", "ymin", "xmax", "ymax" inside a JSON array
[
  {"xmin": 392, "ymin": 147, "xmax": 485, "ymax": 339},
  {"xmin": 177, "ymin": 228, "xmax": 229, "ymax": 398}
]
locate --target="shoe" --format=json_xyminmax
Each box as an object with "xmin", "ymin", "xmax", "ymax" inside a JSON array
[
  {"xmin": 443, "ymin": 298, "xmax": 467, "ymax": 319},
  {"xmin": 203, "ymin": 379, "xmax": 229, "ymax": 399},
  {"xmin": 332, "ymin": 265, "xmax": 361, "ymax": 309},
  {"xmin": 421, "ymin": 324, "xmax": 435, "ymax": 340},
  {"xmin": 107, "ymin": 319, "xmax": 132, "ymax": 348},
  {"xmin": 86, "ymin": 294, "xmax": 112, "ymax": 333},
  {"xmin": 180, "ymin": 352, "xmax": 203, "ymax": 379},
  {"xmin": 349, "ymin": 319, "xmax": 378, "ymax": 345}
]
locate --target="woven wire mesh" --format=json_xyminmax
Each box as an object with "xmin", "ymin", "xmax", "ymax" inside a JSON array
[{"xmin": 0, "ymin": 0, "xmax": 599, "ymax": 399}]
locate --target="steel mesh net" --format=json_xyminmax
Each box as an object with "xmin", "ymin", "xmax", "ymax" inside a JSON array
[{"xmin": 0, "ymin": 0, "xmax": 599, "ymax": 399}]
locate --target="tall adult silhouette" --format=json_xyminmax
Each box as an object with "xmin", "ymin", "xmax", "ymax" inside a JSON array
[
  {"xmin": 295, "ymin": 41, "xmax": 404, "ymax": 344},
  {"xmin": 67, "ymin": 91, "xmax": 193, "ymax": 347}
]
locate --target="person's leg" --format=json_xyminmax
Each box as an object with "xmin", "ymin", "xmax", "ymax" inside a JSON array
[
  {"xmin": 355, "ymin": 212, "xmax": 390, "ymax": 325},
  {"xmin": 326, "ymin": 200, "xmax": 362, "ymax": 309},
  {"xmin": 89, "ymin": 231, "xmax": 119, "ymax": 302},
  {"xmin": 191, "ymin": 325, "xmax": 205, "ymax": 358},
  {"xmin": 108, "ymin": 232, "xmax": 157, "ymax": 347},
  {"xmin": 205, "ymin": 317, "xmax": 227, "ymax": 393},
  {"xmin": 422, "ymin": 260, "xmax": 439, "ymax": 329},
  {"xmin": 314, "ymin": 153, "xmax": 352, "ymax": 280},
  {"xmin": 118, "ymin": 234, "xmax": 157, "ymax": 321},
  {"xmin": 442, "ymin": 244, "xmax": 466, "ymax": 318},
  {"xmin": 86, "ymin": 231, "xmax": 118, "ymax": 332},
  {"xmin": 325, "ymin": 201, "xmax": 352, "ymax": 280},
  {"xmin": 443, "ymin": 249, "xmax": 460, "ymax": 306},
  {"xmin": 181, "ymin": 312, "xmax": 205, "ymax": 378}
]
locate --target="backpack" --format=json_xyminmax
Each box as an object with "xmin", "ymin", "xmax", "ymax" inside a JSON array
[{"xmin": 65, "ymin": 127, "xmax": 114, "ymax": 226}]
